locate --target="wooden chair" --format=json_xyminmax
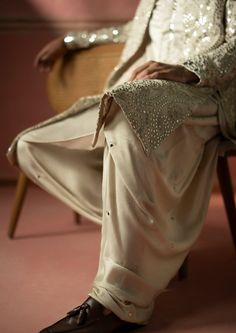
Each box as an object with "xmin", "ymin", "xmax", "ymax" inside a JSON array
[{"xmin": 8, "ymin": 43, "xmax": 236, "ymax": 281}]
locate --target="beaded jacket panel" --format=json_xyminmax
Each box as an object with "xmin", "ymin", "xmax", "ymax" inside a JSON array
[
  {"xmin": 8, "ymin": 0, "xmax": 236, "ymax": 163},
  {"xmin": 103, "ymin": 0, "xmax": 236, "ymax": 151}
]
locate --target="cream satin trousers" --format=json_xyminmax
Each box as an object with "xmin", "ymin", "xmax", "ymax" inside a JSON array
[{"xmin": 17, "ymin": 98, "xmax": 220, "ymax": 324}]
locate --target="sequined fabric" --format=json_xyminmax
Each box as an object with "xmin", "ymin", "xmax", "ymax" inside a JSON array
[
  {"xmin": 149, "ymin": 0, "xmax": 225, "ymax": 63},
  {"xmin": 226, "ymin": 0, "xmax": 236, "ymax": 40},
  {"xmin": 93, "ymin": 80, "xmax": 213, "ymax": 153},
  {"xmin": 7, "ymin": 0, "xmax": 236, "ymax": 163},
  {"xmin": 65, "ymin": 24, "xmax": 132, "ymax": 49},
  {"xmin": 100, "ymin": 0, "xmax": 236, "ymax": 152}
]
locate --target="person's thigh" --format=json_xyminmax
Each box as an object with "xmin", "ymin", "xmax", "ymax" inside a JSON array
[{"xmin": 20, "ymin": 105, "xmax": 100, "ymax": 146}]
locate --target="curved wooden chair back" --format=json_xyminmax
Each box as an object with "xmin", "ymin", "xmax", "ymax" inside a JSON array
[{"xmin": 47, "ymin": 43, "xmax": 124, "ymax": 113}]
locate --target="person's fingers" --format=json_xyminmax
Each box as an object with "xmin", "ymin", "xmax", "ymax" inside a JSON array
[
  {"xmin": 33, "ymin": 37, "xmax": 65, "ymax": 70},
  {"xmin": 35, "ymin": 53, "xmax": 53, "ymax": 71},
  {"xmin": 137, "ymin": 68, "xmax": 177, "ymax": 81},
  {"xmin": 129, "ymin": 61, "xmax": 156, "ymax": 80},
  {"xmin": 134, "ymin": 69, "xmax": 152, "ymax": 80},
  {"xmin": 34, "ymin": 49, "xmax": 48, "ymax": 68},
  {"xmin": 134, "ymin": 64, "xmax": 162, "ymax": 79},
  {"xmin": 130, "ymin": 62, "xmax": 198, "ymax": 83},
  {"xmin": 39, "ymin": 64, "xmax": 52, "ymax": 72},
  {"xmin": 142, "ymin": 72, "xmax": 160, "ymax": 80},
  {"xmin": 132, "ymin": 62, "xmax": 166, "ymax": 80},
  {"xmin": 34, "ymin": 54, "xmax": 41, "ymax": 68},
  {"xmin": 34, "ymin": 46, "xmax": 60, "ymax": 70}
]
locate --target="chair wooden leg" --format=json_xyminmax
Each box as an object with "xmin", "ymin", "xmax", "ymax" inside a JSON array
[
  {"xmin": 74, "ymin": 212, "xmax": 81, "ymax": 224},
  {"xmin": 178, "ymin": 257, "xmax": 188, "ymax": 280},
  {"xmin": 8, "ymin": 172, "xmax": 28, "ymax": 239},
  {"xmin": 217, "ymin": 156, "xmax": 236, "ymax": 251}
]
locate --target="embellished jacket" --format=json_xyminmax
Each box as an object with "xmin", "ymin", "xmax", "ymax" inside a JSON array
[
  {"xmin": 8, "ymin": 0, "xmax": 236, "ymax": 162},
  {"xmin": 104, "ymin": 0, "xmax": 236, "ymax": 151}
]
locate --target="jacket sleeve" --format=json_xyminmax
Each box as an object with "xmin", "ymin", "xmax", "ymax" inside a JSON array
[
  {"xmin": 64, "ymin": 21, "xmax": 132, "ymax": 50},
  {"xmin": 182, "ymin": 0, "xmax": 236, "ymax": 87}
]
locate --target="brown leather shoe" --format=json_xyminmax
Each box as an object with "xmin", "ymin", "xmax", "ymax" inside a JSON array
[{"xmin": 39, "ymin": 297, "xmax": 143, "ymax": 333}]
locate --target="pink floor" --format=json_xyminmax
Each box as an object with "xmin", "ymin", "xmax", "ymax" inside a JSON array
[{"xmin": 0, "ymin": 184, "xmax": 236, "ymax": 333}]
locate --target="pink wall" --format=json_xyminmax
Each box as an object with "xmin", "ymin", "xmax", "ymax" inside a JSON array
[
  {"xmin": 1, "ymin": 0, "xmax": 139, "ymax": 21},
  {"xmin": 1, "ymin": 0, "xmax": 236, "ymax": 189}
]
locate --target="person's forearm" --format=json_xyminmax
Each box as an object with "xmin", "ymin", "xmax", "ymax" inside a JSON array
[{"xmin": 63, "ymin": 23, "xmax": 131, "ymax": 50}]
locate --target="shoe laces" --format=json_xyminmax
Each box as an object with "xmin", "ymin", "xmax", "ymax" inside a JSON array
[{"xmin": 66, "ymin": 303, "xmax": 90, "ymax": 325}]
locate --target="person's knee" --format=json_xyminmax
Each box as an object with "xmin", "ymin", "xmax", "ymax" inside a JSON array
[{"xmin": 16, "ymin": 135, "xmax": 33, "ymax": 171}]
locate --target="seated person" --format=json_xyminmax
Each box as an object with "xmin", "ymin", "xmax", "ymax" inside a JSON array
[{"xmin": 7, "ymin": 0, "xmax": 236, "ymax": 332}]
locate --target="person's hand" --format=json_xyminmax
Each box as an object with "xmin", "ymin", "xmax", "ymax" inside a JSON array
[
  {"xmin": 34, "ymin": 36, "xmax": 68, "ymax": 72},
  {"xmin": 129, "ymin": 61, "xmax": 199, "ymax": 84}
]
